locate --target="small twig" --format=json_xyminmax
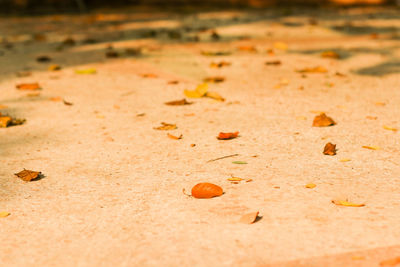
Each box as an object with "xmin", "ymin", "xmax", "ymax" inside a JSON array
[{"xmin": 207, "ymin": 153, "xmax": 239, "ymax": 163}]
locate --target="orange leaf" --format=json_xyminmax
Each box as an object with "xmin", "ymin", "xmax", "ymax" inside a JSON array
[
  {"xmin": 237, "ymin": 45, "xmax": 257, "ymax": 52},
  {"xmin": 167, "ymin": 133, "xmax": 182, "ymax": 140},
  {"xmin": 239, "ymin": 211, "xmax": 260, "ymax": 224},
  {"xmin": 297, "ymin": 66, "xmax": 328, "ymax": 73},
  {"xmin": 321, "ymin": 51, "xmax": 340, "ymax": 59},
  {"xmin": 305, "ymin": 183, "xmax": 316, "ymax": 189},
  {"xmin": 217, "ymin": 131, "xmax": 239, "ymax": 140},
  {"xmin": 14, "ymin": 169, "xmax": 41, "ymax": 181},
  {"xmin": 323, "ymin": 142, "xmax": 336, "ymax": 155},
  {"xmin": 154, "ymin": 122, "xmax": 177, "ymax": 130},
  {"xmin": 380, "ymin": 256, "xmax": 400, "ymax": 266},
  {"xmin": 165, "ymin": 99, "xmax": 192, "ymax": 106},
  {"xmin": 203, "ymin": 76, "xmax": 225, "ymax": 83},
  {"xmin": 210, "ymin": 61, "xmax": 231, "ymax": 68},
  {"xmin": 312, "ymin": 113, "xmax": 336, "ymax": 127},
  {"xmin": 191, "ymin": 183, "xmax": 223, "ymax": 199},
  {"xmin": 332, "ymin": 200, "xmax": 365, "ymax": 207},
  {"xmin": 16, "ymin": 83, "xmax": 41, "ymax": 90}
]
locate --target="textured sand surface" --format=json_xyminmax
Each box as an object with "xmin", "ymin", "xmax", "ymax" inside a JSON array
[{"xmin": 1, "ymin": 6, "xmax": 400, "ymax": 266}]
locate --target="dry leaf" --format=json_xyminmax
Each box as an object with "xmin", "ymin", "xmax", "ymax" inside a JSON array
[
  {"xmin": 239, "ymin": 211, "xmax": 260, "ymax": 224},
  {"xmin": 141, "ymin": 73, "xmax": 158, "ymax": 78},
  {"xmin": 227, "ymin": 177, "xmax": 244, "ymax": 182},
  {"xmin": 305, "ymin": 183, "xmax": 316, "ymax": 189},
  {"xmin": 0, "ymin": 116, "xmax": 12, "ymax": 128},
  {"xmin": 16, "ymin": 83, "xmax": 41, "ymax": 90},
  {"xmin": 323, "ymin": 142, "xmax": 336, "ymax": 155},
  {"xmin": 201, "ymin": 51, "xmax": 231, "ymax": 56},
  {"xmin": 312, "ymin": 113, "xmax": 336, "ymax": 127},
  {"xmin": 339, "ymin": 158, "xmax": 351, "ymax": 162},
  {"xmin": 362, "ymin": 145, "xmax": 380, "ymax": 150},
  {"xmin": 375, "ymin": 102, "xmax": 386, "ymax": 106},
  {"xmin": 273, "ymin": 42, "xmax": 288, "ymax": 51},
  {"xmin": 75, "ymin": 68, "xmax": 96, "ymax": 74},
  {"xmin": 190, "ymin": 144, "xmax": 196, "ymax": 147},
  {"xmin": 36, "ymin": 55, "xmax": 51, "ymax": 62},
  {"xmin": 63, "ymin": 99, "xmax": 73, "ymax": 106},
  {"xmin": 265, "ymin": 60, "xmax": 282, "ymax": 65},
  {"xmin": 217, "ymin": 131, "xmax": 239, "ymax": 140},
  {"xmin": 168, "ymin": 80, "xmax": 179, "ymax": 84},
  {"xmin": 380, "ymin": 256, "xmax": 400, "ymax": 266},
  {"xmin": 332, "ymin": 200, "xmax": 365, "ymax": 207},
  {"xmin": 167, "ymin": 133, "xmax": 182, "ymax": 140},
  {"xmin": 49, "ymin": 97, "xmax": 62, "ymax": 102},
  {"xmin": 297, "ymin": 66, "xmax": 328, "ymax": 73},
  {"xmin": 14, "ymin": 169, "xmax": 41, "ymax": 181},
  {"xmin": 203, "ymin": 76, "xmax": 225, "ymax": 83},
  {"xmin": 48, "ymin": 64, "xmax": 61, "ymax": 71},
  {"xmin": 191, "ymin": 183, "xmax": 223, "ymax": 199},
  {"xmin": 237, "ymin": 45, "xmax": 257, "ymax": 52},
  {"xmin": 184, "ymin": 83, "xmax": 208, "ymax": 98},
  {"xmin": 383, "ymin": 125, "xmax": 398, "ymax": 132},
  {"xmin": 321, "ymin": 51, "xmax": 340, "ymax": 59},
  {"xmin": 154, "ymin": 122, "xmax": 177, "ymax": 130},
  {"xmin": 106, "ymin": 50, "xmax": 119, "ymax": 58},
  {"xmin": 210, "ymin": 61, "xmax": 231, "ymax": 68},
  {"xmin": 205, "ymin": 91, "xmax": 225, "ymax": 101},
  {"xmin": 0, "ymin": 211, "xmax": 10, "ymax": 218},
  {"xmin": 165, "ymin": 99, "xmax": 192, "ymax": 106}
]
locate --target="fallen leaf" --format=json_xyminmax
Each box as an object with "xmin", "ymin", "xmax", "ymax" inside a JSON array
[
  {"xmin": 190, "ymin": 144, "xmax": 196, "ymax": 147},
  {"xmin": 62, "ymin": 37, "xmax": 76, "ymax": 46},
  {"xmin": 217, "ymin": 131, "xmax": 239, "ymax": 140},
  {"xmin": 49, "ymin": 97, "xmax": 62, "ymax": 102},
  {"xmin": 227, "ymin": 177, "xmax": 244, "ymax": 182},
  {"xmin": 184, "ymin": 83, "xmax": 208, "ymax": 98},
  {"xmin": 362, "ymin": 145, "xmax": 380, "ymax": 150},
  {"xmin": 237, "ymin": 45, "xmax": 257, "ymax": 52},
  {"xmin": 339, "ymin": 158, "xmax": 351, "ymax": 162},
  {"xmin": 265, "ymin": 60, "xmax": 282, "ymax": 65},
  {"xmin": 312, "ymin": 113, "xmax": 336, "ymax": 127},
  {"xmin": 63, "ymin": 99, "xmax": 73, "ymax": 106},
  {"xmin": 305, "ymin": 183, "xmax": 316, "ymax": 189},
  {"xmin": 75, "ymin": 68, "xmax": 97, "ymax": 74},
  {"xmin": 380, "ymin": 256, "xmax": 400, "ymax": 266},
  {"xmin": 141, "ymin": 73, "xmax": 158, "ymax": 78},
  {"xmin": 168, "ymin": 80, "xmax": 179, "ymax": 84},
  {"xmin": 191, "ymin": 183, "xmax": 223, "ymax": 198},
  {"xmin": 332, "ymin": 200, "xmax": 365, "ymax": 207},
  {"xmin": 205, "ymin": 91, "xmax": 225, "ymax": 101},
  {"xmin": 375, "ymin": 102, "xmax": 386, "ymax": 106},
  {"xmin": 297, "ymin": 66, "xmax": 328, "ymax": 73},
  {"xmin": 36, "ymin": 55, "xmax": 51, "ymax": 62},
  {"xmin": 203, "ymin": 76, "xmax": 225, "ymax": 83},
  {"xmin": 165, "ymin": 99, "xmax": 192, "ymax": 106},
  {"xmin": 232, "ymin": 161, "xmax": 247, "ymax": 164},
  {"xmin": 239, "ymin": 211, "xmax": 260, "ymax": 224},
  {"xmin": 210, "ymin": 61, "xmax": 231, "ymax": 68},
  {"xmin": 321, "ymin": 51, "xmax": 340, "ymax": 59},
  {"xmin": 246, "ymin": 179, "xmax": 253, "ymax": 182},
  {"xmin": 16, "ymin": 83, "xmax": 41, "ymax": 90},
  {"xmin": 383, "ymin": 125, "xmax": 398, "ymax": 132},
  {"xmin": 335, "ymin": 72, "xmax": 346, "ymax": 77},
  {"xmin": 14, "ymin": 169, "xmax": 41, "ymax": 181},
  {"xmin": 201, "ymin": 51, "xmax": 231, "ymax": 56},
  {"xmin": 323, "ymin": 142, "xmax": 336, "ymax": 155},
  {"xmin": 106, "ymin": 50, "xmax": 119, "ymax": 58},
  {"xmin": 0, "ymin": 211, "xmax": 10, "ymax": 218},
  {"xmin": 0, "ymin": 116, "xmax": 12, "ymax": 127},
  {"xmin": 167, "ymin": 133, "xmax": 182, "ymax": 140},
  {"xmin": 273, "ymin": 42, "xmax": 288, "ymax": 51},
  {"xmin": 48, "ymin": 64, "xmax": 61, "ymax": 71},
  {"xmin": 154, "ymin": 122, "xmax": 177, "ymax": 130}
]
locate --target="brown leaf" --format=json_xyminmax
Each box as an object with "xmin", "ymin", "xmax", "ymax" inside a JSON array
[
  {"xmin": 167, "ymin": 133, "xmax": 182, "ymax": 140},
  {"xmin": 210, "ymin": 61, "xmax": 231, "ymax": 68},
  {"xmin": 191, "ymin": 183, "xmax": 223, "ymax": 199},
  {"xmin": 323, "ymin": 142, "xmax": 336, "ymax": 155},
  {"xmin": 106, "ymin": 50, "xmax": 119, "ymax": 58},
  {"xmin": 0, "ymin": 116, "xmax": 12, "ymax": 128},
  {"xmin": 14, "ymin": 169, "xmax": 41, "ymax": 181},
  {"xmin": 217, "ymin": 131, "xmax": 239, "ymax": 140},
  {"xmin": 380, "ymin": 256, "xmax": 400, "ymax": 266},
  {"xmin": 312, "ymin": 113, "xmax": 336, "ymax": 127},
  {"xmin": 62, "ymin": 37, "xmax": 76, "ymax": 46},
  {"xmin": 154, "ymin": 122, "xmax": 177, "ymax": 130},
  {"xmin": 165, "ymin": 99, "xmax": 192, "ymax": 106},
  {"xmin": 239, "ymin": 211, "xmax": 260, "ymax": 224},
  {"xmin": 141, "ymin": 73, "xmax": 158, "ymax": 78},
  {"xmin": 168, "ymin": 80, "xmax": 179, "ymax": 84},
  {"xmin": 362, "ymin": 145, "xmax": 380, "ymax": 150},
  {"xmin": 36, "ymin": 55, "xmax": 51, "ymax": 63},
  {"xmin": 203, "ymin": 76, "xmax": 225, "ymax": 83},
  {"xmin": 16, "ymin": 83, "xmax": 41, "ymax": 91},
  {"xmin": 48, "ymin": 64, "xmax": 61, "ymax": 71},
  {"xmin": 265, "ymin": 60, "xmax": 282, "ymax": 65},
  {"xmin": 63, "ymin": 99, "xmax": 73, "ymax": 106},
  {"xmin": 297, "ymin": 66, "xmax": 328, "ymax": 73},
  {"xmin": 321, "ymin": 51, "xmax": 340, "ymax": 59}
]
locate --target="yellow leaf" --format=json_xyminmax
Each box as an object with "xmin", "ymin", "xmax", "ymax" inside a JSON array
[
  {"xmin": 321, "ymin": 51, "xmax": 340, "ymax": 59},
  {"xmin": 0, "ymin": 116, "xmax": 12, "ymax": 128},
  {"xmin": 305, "ymin": 183, "xmax": 316, "ymax": 189},
  {"xmin": 184, "ymin": 83, "xmax": 209, "ymax": 98},
  {"xmin": 205, "ymin": 91, "xmax": 225, "ymax": 101},
  {"xmin": 273, "ymin": 42, "xmax": 288, "ymax": 51},
  {"xmin": 75, "ymin": 68, "xmax": 97, "ymax": 74},
  {"xmin": 48, "ymin": 64, "xmax": 61, "ymax": 71},
  {"xmin": 0, "ymin": 211, "xmax": 10, "ymax": 217},
  {"xmin": 332, "ymin": 200, "xmax": 365, "ymax": 207},
  {"xmin": 297, "ymin": 66, "xmax": 328, "ymax": 73},
  {"xmin": 362, "ymin": 145, "xmax": 380, "ymax": 150},
  {"xmin": 154, "ymin": 122, "xmax": 177, "ymax": 130},
  {"xmin": 339, "ymin": 158, "xmax": 351, "ymax": 162},
  {"xmin": 383, "ymin": 125, "xmax": 398, "ymax": 132},
  {"xmin": 227, "ymin": 177, "xmax": 244, "ymax": 182}
]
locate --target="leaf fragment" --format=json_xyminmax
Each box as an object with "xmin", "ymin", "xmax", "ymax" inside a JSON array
[
  {"xmin": 321, "ymin": 51, "xmax": 340, "ymax": 59},
  {"xmin": 227, "ymin": 177, "xmax": 244, "ymax": 182},
  {"xmin": 210, "ymin": 61, "xmax": 231, "ymax": 68},
  {"xmin": 305, "ymin": 183, "xmax": 316, "ymax": 189},
  {"xmin": 184, "ymin": 83, "xmax": 208, "ymax": 98},
  {"xmin": 167, "ymin": 133, "xmax": 182, "ymax": 140},
  {"xmin": 312, "ymin": 113, "xmax": 336, "ymax": 127},
  {"xmin": 48, "ymin": 64, "xmax": 61, "ymax": 71},
  {"xmin": 75, "ymin": 68, "xmax": 97, "ymax": 74},
  {"xmin": 191, "ymin": 183, "xmax": 223, "ymax": 199},
  {"xmin": 239, "ymin": 211, "xmax": 260, "ymax": 224},
  {"xmin": 36, "ymin": 55, "xmax": 51, "ymax": 63},
  {"xmin": 16, "ymin": 83, "xmax": 41, "ymax": 90},
  {"xmin": 141, "ymin": 73, "xmax": 158, "ymax": 78},
  {"xmin": 0, "ymin": 211, "xmax": 10, "ymax": 218},
  {"xmin": 237, "ymin": 45, "xmax": 257, "ymax": 52},
  {"xmin": 154, "ymin": 122, "xmax": 177, "ymax": 130},
  {"xmin": 383, "ymin": 125, "xmax": 398, "ymax": 132},
  {"xmin": 205, "ymin": 91, "xmax": 225, "ymax": 101},
  {"xmin": 362, "ymin": 145, "xmax": 380, "ymax": 150},
  {"xmin": 380, "ymin": 256, "xmax": 400, "ymax": 266},
  {"xmin": 203, "ymin": 76, "xmax": 225, "ymax": 83},
  {"xmin": 332, "ymin": 200, "xmax": 365, "ymax": 207},
  {"xmin": 339, "ymin": 158, "xmax": 351, "ymax": 162},
  {"xmin": 0, "ymin": 116, "xmax": 12, "ymax": 128},
  {"xmin": 217, "ymin": 131, "xmax": 239, "ymax": 140},
  {"xmin": 297, "ymin": 66, "xmax": 328, "ymax": 73},
  {"xmin": 232, "ymin": 161, "xmax": 247, "ymax": 164},
  {"xmin": 165, "ymin": 99, "xmax": 192, "ymax": 106},
  {"xmin": 323, "ymin": 142, "xmax": 336, "ymax": 155},
  {"xmin": 265, "ymin": 60, "xmax": 282, "ymax": 65},
  {"xmin": 14, "ymin": 169, "xmax": 41, "ymax": 181},
  {"xmin": 201, "ymin": 51, "xmax": 231, "ymax": 56}
]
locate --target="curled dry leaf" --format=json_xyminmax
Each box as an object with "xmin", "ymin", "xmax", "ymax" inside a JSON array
[
  {"xmin": 265, "ymin": 60, "xmax": 282, "ymax": 65},
  {"xmin": 184, "ymin": 83, "xmax": 208, "ymax": 98},
  {"xmin": 312, "ymin": 113, "xmax": 336, "ymax": 127},
  {"xmin": 0, "ymin": 113, "xmax": 25, "ymax": 128},
  {"xmin": 14, "ymin": 169, "xmax": 41, "ymax": 181},
  {"xmin": 210, "ymin": 61, "xmax": 231, "ymax": 68},
  {"xmin": 218, "ymin": 131, "xmax": 239, "ymax": 140},
  {"xmin": 323, "ymin": 142, "xmax": 336, "ymax": 155},
  {"xmin": 203, "ymin": 76, "xmax": 225, "ymax": 83},
  {"xmin": 305, "ymin": 183, "xmax": 316, "ymax": 189},
  {"xmin": 380, "ymin": 256, "xmax": 400, "ymax": 266},
  {"xmin": 362, "ymin": 145, "xmax": 380, "ymax": 150},
  {"xmin": 165, "ymin": 99, "xmax": 192, "ymax": 106},
  {"xmin": 75, "ymin": 68, "xmax": 96, "ymax": 74},
  {"xmin": 0, "ymin": 211, "xmax": 10, "ymax": 218},
  {"xmin": 239, "ymin": 211, "xmax": 260, "ymax": 224},
  {"xmin": 228, "ymin": 177, "xmax": 244, "ymax": 182},
  {"xmin": 167, "ymin": 133, "xmax": 182, "ymax": 140},
  {"xmin": 205, "ymin": 91, "xmax": 225, "ymax": 101},
  {"xmin": 201, "ymin": 51, "xmax": 231, "ymax": 56},
  {"xmin": 63, "ymin": 99, "xmax": 73, "ymax": 106},
  {"xmin": 321, "ymin": 51, "xmax": 340, "ymax": 59},
  {"xmin": 154, "ymin": 122, "xmax": 177, "ymax": 130},
  {"xmin": 332, "ymin": 200, "xmax": 365, "ymax": 207},
  {"xmin": 16, "ymin": 83, "xmax": 41, "ymax": 90},
  {"xmin": 383, "ymin": 125, "xmax": 398, "ymax": 132},
  {"xmin": 191, "ymin": 183, "xmax": 223, "ymax": 199},
  {"xmin": 297, "ymin": 66, "xmax": 328, "ymax": 73}
]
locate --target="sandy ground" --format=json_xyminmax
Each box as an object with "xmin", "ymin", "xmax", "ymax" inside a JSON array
[{"xmin": 1, "ymin": 5, "xmax": 400, "ymax": 266}]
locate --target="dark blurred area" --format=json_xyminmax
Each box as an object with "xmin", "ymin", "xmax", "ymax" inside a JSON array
[{"xmin": 0, "ymin": 0, "xmax": 397, "ymax": 14}]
